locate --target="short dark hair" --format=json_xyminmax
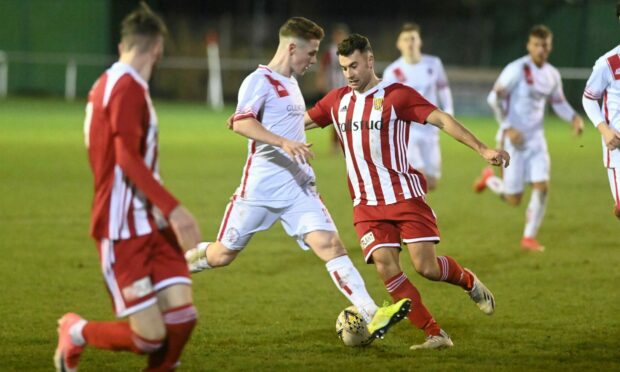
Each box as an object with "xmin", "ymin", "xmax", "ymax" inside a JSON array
[
  {"xmin": 400, "ymin": 22, "xmax": 421, "ymax": 35},
  {"xmin": 529, "ymin": 24, "xmax": 552, "ymax": 39},
  {"xmin": 337, "ymin": 33, "xmax": 373, "ymax": 56},
  {"xmin": 279, "ymin": 17, "xmax": 325, "ymax": 41},
  {"xmin": 120, "ymin": 2, "xmax": 168, "ymax": 52}
]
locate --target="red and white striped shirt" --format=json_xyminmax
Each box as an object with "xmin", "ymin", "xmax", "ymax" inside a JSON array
[
  {"xmin": 308, "ymin": 80, "xmax": 437, "ymax": 206},
  {"xmin": 85, "ymin": 62, "xmax": 178, "ymax": 240}
]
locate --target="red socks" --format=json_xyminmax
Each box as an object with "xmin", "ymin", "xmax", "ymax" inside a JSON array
[
  {"xmin": 384, "ymin": 272, "xmax": 440, "ymax": 336},
  {"xmin": 82, "ymin": 321, "xmax": 162, "ymax": 354},
  {"xmin": 146, "ymin": 304, "xmax": 198, "ymax": 372},
  {"xmin": 436, "ymin": 256, "xmax": 474, "ymax": 290}
]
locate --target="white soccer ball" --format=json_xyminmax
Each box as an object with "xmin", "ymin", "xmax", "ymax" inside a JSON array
[{"xmin": 335, "ymin": 306, "xmax": 371, "ymax": 347}]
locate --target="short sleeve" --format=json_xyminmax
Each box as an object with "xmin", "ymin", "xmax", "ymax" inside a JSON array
[
  {"xmin": 392, "ymin": 85, "xmax": 437, "ymax": 123},
  {"xmin": 233, "ymin": 74, "xmax": 269, "ymax": 122},
  {"xmin": 584, "ymin": 58, "xmax": 612, "ymax": 100},
  {"xmin": 494, "ymin": 62, "xmax": 520, "ymax": 95},
  {"xmin": 307, "ymin": 88, "xmax": 340, "ymax": 128},
  {"xmin": 382, "ymin": 65, "xmax": 397, "ymax": 84}
]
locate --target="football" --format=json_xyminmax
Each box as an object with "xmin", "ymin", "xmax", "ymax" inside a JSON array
[{"xmin": 335, "ymin": 306, "xmax": 371, "ymax": 347}]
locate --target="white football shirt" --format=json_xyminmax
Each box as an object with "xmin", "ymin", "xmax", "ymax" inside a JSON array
[
  {"xmin": 232, "ymin": 65, "xmax": 315, "ymax": 203},
  {"xmin": 492, "ymin": 55, "xmax": 574, "ymax": 142},
  {"xmin": 382, "ymin": 55, "xmax": 453, "ymax": 137}
]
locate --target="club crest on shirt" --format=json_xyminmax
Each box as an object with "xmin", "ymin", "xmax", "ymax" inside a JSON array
[
  {"xmin": 360, "ymin": 231, "xmax": 375, "ymax": 249},
  {"xmin": 225, "ymin": 227, "xmax": 240, "ymax": 244},
  {"xmin": 373, "ymin": 98, "xmax": 384, "ymax": 111}
]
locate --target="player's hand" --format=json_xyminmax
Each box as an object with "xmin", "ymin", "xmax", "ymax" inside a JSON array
[
  {"xmin": 226, "ymin": 114, "xmax": 234, "ymax": 130},
  {"xmin": 572, "ymin": 115, "xmax": 584, "ymax": 137},
  {"xmin": 601, "ymin": 125, "xmax": 620, "ymax": 150},
  {"xmin": 169, "ymin": 205, "xmax": 202, "ymax": 252},
  {"xmin": 505, "ymin": 128, "xmax": 524, "ymax": 148},
  {"xmin": 281, "ymin": 139, "xmax": 314, "ymax": 164},
  {"xmin": 482, "ymin": 148, "xmax": 510, "ymax": 168}
]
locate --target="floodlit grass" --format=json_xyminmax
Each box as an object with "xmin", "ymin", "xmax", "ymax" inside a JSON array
[{"xmin": 0, "ymin": 98, "xmax": 618, "ymax": 371}]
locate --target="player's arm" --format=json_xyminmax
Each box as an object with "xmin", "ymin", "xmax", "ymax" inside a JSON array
[
  {"xmin": 110, "ymin": 81, "xmax": 201, "ymax": 251},
  {"xmin": 436, "ymin": 59, "xmax": 454, "ymax": 116},
  {"xmin": 582, "ymin": 60, "xmax": 620, "ymax": 148},
  {"xmin": 427, "ymin": 109, "xmax": 510, "ymax": 167},
  {"xmin": 487, "ymin": 63, "xmax": 522, "ymax": 146},
  {"xmin": 231, "ymin": 116, "xmax": 314, "ymax": 163},
  {"xmin": 304, "ymin": 112, "xmax": 320, "ymax": 130},
  {"xmin": 305, "ymin": 89, "xmax": 339, "ymax": 131},
  {"xmin": 550, "ymin": 75, "xmax": 583, "ymax": 136}
]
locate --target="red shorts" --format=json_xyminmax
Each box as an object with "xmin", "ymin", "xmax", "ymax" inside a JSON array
[
  {"xmin": 353, "ymin": 197, "xmax": 440, "ymax": 263},
  {"xmin": 96, "ymin": 228, "xmax": 191, "ymax": 318}
]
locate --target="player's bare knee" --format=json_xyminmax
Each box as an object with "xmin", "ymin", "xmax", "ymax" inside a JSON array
[
  {"xmin": 372, "ymin": 252, "xmax": 401, "ymax": 281},
  {"xmin": 413, "ymin": 261, "xmax": 441, "ymax": 281}
]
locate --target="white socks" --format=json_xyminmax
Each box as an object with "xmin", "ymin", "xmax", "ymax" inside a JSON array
[
  {"xmin": 325, "ymin": 255, "xmax": 378, "ymax": 323},
  {"xmin": 486, "ymin": 175, "xmax": 504, "ymax": 195},
  {"xmin": 523, "ymin": 189, "xmax": 547, "ymax": 238},
  {"xmin": 70, "ymin": 319, "xmax": 87, "ymax": 346}
]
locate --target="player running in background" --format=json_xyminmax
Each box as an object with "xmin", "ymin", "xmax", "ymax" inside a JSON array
[
  {"xmin": 475, "ymin": 25, "xmax": 584, "ymax": 252},
  {"xmin": 582, "ymin": 3, "xmax": 620, "ymax": 218},
  {"xmin": 382, "ymin": 22, "xmax": 454, "ymax": 191},
  {"xmin": 305, "ymin": 33, "xmax": 508, "ymax": 350},
  {"xmin": 316, "ymin": 23, "xmax": 350, "ymax": 153},
  {"xmin": 54, "ymin": 4, "xmax": 202, "ymax": 371},
  {"xmin": 185, "ymin": 17, "xmax": 410, "ymax": 341}
]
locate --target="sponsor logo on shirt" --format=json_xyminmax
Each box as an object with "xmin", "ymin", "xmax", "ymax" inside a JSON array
[
  {"xmin": 122, "ymin": 277, "xmax": 154, "ymax": 301},
  {"xmin": 340, "ymin": 105, "xmax": 348, "ymax": 112},
  {"xmin": 360, "ymin": 231, "xmax": 375, "ymax": 249},
  {"xmin": 337, "ymin": 120, "xmax": 383, "ymax": 132},
  {"xmin": 287, "ymin": 104, "xmax": 305, "ymax": 114}
]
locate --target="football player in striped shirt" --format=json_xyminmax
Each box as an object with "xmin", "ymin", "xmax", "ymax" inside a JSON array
[
  {"xmin": 54, "ymin": 4, "xmax": 202, "ymax": 371},
  {"xmin": 305, "ymin": 33, "xmax": 509, "ymax": 350}
]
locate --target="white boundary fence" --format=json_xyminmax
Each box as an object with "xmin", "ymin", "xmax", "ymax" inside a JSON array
[{"xmin": 0, "ymin": 50, "xmax": 592, "ymax": 112}]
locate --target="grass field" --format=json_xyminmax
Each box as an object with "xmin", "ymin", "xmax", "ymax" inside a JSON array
[{"xmin": 0, "ymin": 98, "xmax": 619, "ymax": 371}]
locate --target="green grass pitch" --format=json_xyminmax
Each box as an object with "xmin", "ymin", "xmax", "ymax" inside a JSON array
[{"xmin": 0, "ymin": 98, "xmax": 618, "ymax": 371}]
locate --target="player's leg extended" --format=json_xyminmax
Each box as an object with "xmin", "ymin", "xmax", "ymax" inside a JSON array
[
  {"xmin": 406, "ymin": 241, "xmax": 495, "ymax": 315},
  {"xmin": 146, "ymin": 284, "xmax": 197, "ymax": 371},
  {"xmin": 55, "ymin": 304, "xmax": 166, "ymax": 372},
  {"xmin": 305, "ymin": 230, "xmax": 378, "ymax": 320},
  {"xmin": 607, "ymin": 168, "xmax": 620, "ymax": 218},
  {"xmin": 370, "ymin": 246, "xmax": 441, "ymax": 337},
  {"xmin": 304, "ymin": 229, "xmax": 411, "ymax": 339},
  {"xmin": 186, "ymin": 197, "xmax": 278, "ymax": 272}
]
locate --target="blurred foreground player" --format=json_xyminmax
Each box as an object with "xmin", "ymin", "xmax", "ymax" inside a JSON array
[
  {"xmin": 55, "ymin": 4, "xmax": 202, "ymax": 371},
  {"xmin": 305, "ymin": 34, "xmax": 508, "ymax": 350}
]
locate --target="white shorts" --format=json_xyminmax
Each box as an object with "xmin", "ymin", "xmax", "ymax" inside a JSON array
[
  {"xmin": 216, "ymin": 187, "xmax": 337, "ymax": 250},
  {"xmin": 607, "ymin": 168, "xmax": 620, "ymax": 208},
  {"xmin": 407, "ymin": 135, "xmax": 441, "ymax": 179},
  {"xmin": 501, "ymin": 137, "xmax": 550, "ymax": 195}
]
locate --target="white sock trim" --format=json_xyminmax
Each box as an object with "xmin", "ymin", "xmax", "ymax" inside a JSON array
[
  {"xmin": 523, "ymin": 189, "xmax": 547, "ymax": 238},
  {"xmin": 69, "ymin": 319, "xmax": 87, "ymax": 347}
]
